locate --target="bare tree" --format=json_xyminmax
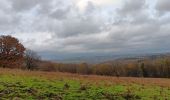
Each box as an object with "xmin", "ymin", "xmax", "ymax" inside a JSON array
[{"xmin": 25, "ymin": 49, "xmax": 41, "ymax": 70}]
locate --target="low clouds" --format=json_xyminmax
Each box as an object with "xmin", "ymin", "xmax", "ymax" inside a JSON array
[{"xmin": 0, "ymin": 0, "xmax": 170, "ymax": 59}]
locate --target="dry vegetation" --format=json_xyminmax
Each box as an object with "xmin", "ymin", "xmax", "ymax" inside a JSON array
[{"xmin": 1, "ymin": 68, "xmax": 170, "ymax": 87}]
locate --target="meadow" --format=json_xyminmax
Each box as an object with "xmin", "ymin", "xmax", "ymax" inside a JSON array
[{"xmin": 0, "ymin": 68, "xmax": 170, "ymax": 100}]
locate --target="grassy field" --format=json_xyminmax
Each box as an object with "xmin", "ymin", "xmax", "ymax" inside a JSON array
[{"xmin": 0, "ymin": 68, "xmax": 170, "ymax": 100}]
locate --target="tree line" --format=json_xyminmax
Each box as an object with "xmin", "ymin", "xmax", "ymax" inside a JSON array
[
  {"xmin": 0, "ymin": 35, "xmax": 170, "ymax": 78},
  {"xmin": 38, "ymin": 58, "xmax": 170, "ymax": 78}
]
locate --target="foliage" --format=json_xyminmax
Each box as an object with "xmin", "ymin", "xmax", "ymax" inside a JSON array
[
  {"xmin": 0, "ymin": 35, "xmax": 25, "ymax": 68},
  {"xmin": 52, "ymin": 57, "xmax": 170, "ymax": 78}
]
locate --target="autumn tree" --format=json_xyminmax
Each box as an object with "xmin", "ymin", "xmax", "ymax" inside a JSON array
[
  {"xmin": 25, "ymin": 49, "xmax": 41, "ymax": 70},
  {"xmin": 93, "ymin": 63, "xmax": 114, "ymax": 76},
  {"xmin": 0, "ymin": 35, "xmax": 25, "ymax": 68},
  {"xmin": 77, "ymin": 63, "xmax": 89, "ymax": 74}
]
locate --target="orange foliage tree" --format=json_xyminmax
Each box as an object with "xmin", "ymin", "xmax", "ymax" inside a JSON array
[{"xmin": 0, "ymin": 35, "xmax": 25, "ymax": 68}]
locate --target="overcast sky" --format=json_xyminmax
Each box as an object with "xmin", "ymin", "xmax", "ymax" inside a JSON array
[{"xmin": 0, "ymin": 0, "xmax": 170, "ymax": 59}]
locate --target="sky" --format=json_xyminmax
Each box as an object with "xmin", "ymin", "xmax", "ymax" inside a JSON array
[{"xmin": 0, "ymin": 0, "xmax": 170, "ymax": 59}]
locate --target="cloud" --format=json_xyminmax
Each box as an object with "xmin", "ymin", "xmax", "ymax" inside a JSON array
[
  {"xmin": 10, "ymin": 0, "xmax": 39, "ymax": 11},
  {"xmin": 118, "ymin": 0, "xmax": 146, "ymax": 16},
  {"xmin": 155, "ymin": 0, "xmax": 170, "ymax": 14},
  {"xmin": 58, "ymin": 16, "xmax": 104, "ymax": 37},
  {"xmin": 50, "ymin": 8, "xmax": 70, "ymax": 20},
  {"xmin": 0, "ymin": 0, "xmax": 170, "ymax": 59}
]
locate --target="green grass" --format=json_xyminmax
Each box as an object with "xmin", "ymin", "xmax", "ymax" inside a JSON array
[{"xmin": 0, "ymin": 74, "xmax": 170, "ymax": 100}]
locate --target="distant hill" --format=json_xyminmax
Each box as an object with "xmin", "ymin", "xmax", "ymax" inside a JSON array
[{"xmin": 53, "ymin": 52, "xmax": 170, "ymax": 64}]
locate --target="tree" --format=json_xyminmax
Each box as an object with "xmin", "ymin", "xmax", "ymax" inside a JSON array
[
  {"xmin": 93, "ymin": 63, "xmax": 113, "ymax": 76},
  {"xmin": 0, "ymin": 35, "xmax": 25, "ymax": 68},
  {"xmin": 77, "ymin": 63, "xmax": 89, "ymax": 74},
  {"xmin": 25, "ymin": 49, "xmax": 41, "ymax": 70}
]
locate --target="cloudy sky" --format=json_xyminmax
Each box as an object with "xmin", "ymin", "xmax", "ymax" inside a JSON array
[{"xmin": 0, "ymin": 0, "xmax": 170, "ymax": 59}]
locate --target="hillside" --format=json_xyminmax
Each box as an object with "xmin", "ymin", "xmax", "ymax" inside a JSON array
[
  {"xmin": 0, "ymin": 68, "xmax": 169, "ymax": 99},
  {"xmin": 54, "ymin": 53, "xmax": 170, "ymax": 64}
]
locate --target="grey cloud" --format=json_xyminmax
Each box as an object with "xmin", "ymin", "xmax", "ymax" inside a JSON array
[
  {"xmin": 10, "ymin": 0, "xmax": 39, "ymax": 11},
  {"xmin": 0, "ymin": 0, "xmax": 170, "ymax": 59},
  {"xmin": 118, "ymin": 0, "xmax": 146, "ymax": 16},
  {"xmin": 156, "ymin": 0, "xmax": 170, "ymax": 13},
  {"xmin": 84, "ymin": 1, "xmax": 96, "ymax": 14},
  {"xmin": 0, "ymin": 10, "xmax": 21, "ymax": 33},
  {"xmin": 50, "ymin": 7, "xmax": 70, "ymax": 20},
  {"xmin": 37, "ymin": 0, "xmax": 65, "ymax": 16},
  {"xmin": 56, "ymin": 15, "xmax": 104, "ymax": 37},
  {"xmin": 115, "ymin": 0, "xmax": 151, "ymax": 26},
  {"xmin": 0, "ymin": 0, "xmax": 11, "ymax": 11}
]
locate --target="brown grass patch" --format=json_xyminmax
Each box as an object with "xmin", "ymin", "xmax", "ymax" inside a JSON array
[{"xmin": 0, "ymin": 68, "xmax": 170, "ymax": 87}]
